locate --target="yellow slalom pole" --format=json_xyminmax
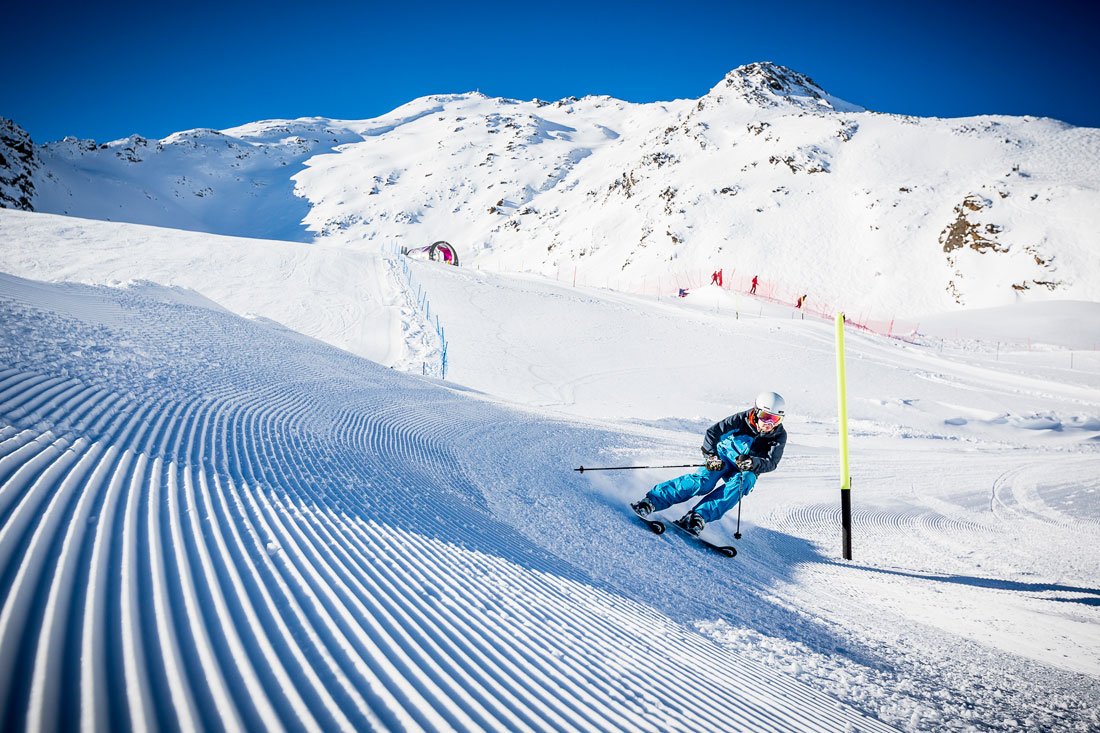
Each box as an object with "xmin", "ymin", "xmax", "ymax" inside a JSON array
[{"xmin": 835, "ymin": 312, "xmax": 853, "ymax": 559}]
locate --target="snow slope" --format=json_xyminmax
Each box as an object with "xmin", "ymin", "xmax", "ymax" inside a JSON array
[
  {"xmin": 0, "ymin": 271, "xmax": 901, "ymax": 732},
  {"xmin": 11, "ymin": 62, "xmax": 1100, "ymax": 319},
  {"xmin": 0, "ymin": 209, "xmax": 435, "ymax": 371},
  {"xmin": 2, "ymin": 208, "xmax": 1099, "ymax": 730}
]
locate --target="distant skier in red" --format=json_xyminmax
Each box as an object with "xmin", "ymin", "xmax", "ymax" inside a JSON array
[
  {"xmin": 710, "ymin": 270, "xmax": 720, "ymax": 285},
  {"xmin": 750, "ymin": 275, "xmax": 758, "ymax": 294},
  {"xmin": 717, "ymin": 268, "xmax": 724, "ymax": 287}
]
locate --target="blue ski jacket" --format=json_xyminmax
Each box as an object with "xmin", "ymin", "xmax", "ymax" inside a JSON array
[{"xmin": 701, "ymin": 409, "xmax": 787, "ymax": 474}]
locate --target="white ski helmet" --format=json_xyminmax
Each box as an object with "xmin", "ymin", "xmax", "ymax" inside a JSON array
[{"xmin": 754, "ymin": 391, "xmax": 786, "ymax": 416}]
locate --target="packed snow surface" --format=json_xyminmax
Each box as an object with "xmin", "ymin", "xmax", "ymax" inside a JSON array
[{"xmin": 2, "ymin": 207, "xmax": 1099, "ymax": 731}]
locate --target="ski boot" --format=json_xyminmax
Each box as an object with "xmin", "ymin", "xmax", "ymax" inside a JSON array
[
  {"xmin": 631, "ymin": 498, "xmax": 655, "ymax": 518},
  {"xmin": 674, "ymin": 511, "xmax": 705, "ymax": 536}
]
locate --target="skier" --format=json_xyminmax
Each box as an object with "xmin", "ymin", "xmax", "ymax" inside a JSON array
[
  {"xmin": 631, "ymin": 392, "xmax": 787, "ymax": 535},
  {"xmin": 750, "ymin": 275, "xmax": 758, "ymax": 294}
]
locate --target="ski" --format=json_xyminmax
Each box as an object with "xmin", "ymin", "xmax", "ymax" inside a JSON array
[
  {"xmin": 630, "ymin": 506, "xmax": 735, "ymax": 556},
  {"xmin": 631, "ymin": 506, "xmax": 666, "ymax": 534},
  {"xmin": 668, "ymin": 518, "xmax": 737, "ymax": 557}
]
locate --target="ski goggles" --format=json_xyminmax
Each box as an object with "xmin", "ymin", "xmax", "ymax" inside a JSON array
[{"xmin": 755, "ymin": 409, "xmax": 783, "ymax": 430}]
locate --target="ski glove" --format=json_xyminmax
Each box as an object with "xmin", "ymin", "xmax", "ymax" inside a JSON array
[
  {"xmin": 735, "ymin": 455, "xmax": 754, "ymax": 472},
  {"xmin": 705, "ymin": 454, "xmax": 724, "ymax": 471}
]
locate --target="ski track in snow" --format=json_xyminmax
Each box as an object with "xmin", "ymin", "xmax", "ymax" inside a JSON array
[{"xmin": 0, "ymin": 274, "xmax": 902, "ymax": 732}]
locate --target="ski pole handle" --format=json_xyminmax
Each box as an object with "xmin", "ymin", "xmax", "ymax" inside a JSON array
[{"xmin": 574, "ymin": 463, "xmax": 702, "ymax": 473}]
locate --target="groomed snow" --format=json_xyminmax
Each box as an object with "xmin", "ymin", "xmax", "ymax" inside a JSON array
[{"xmin": 1, "ymin": 208, "xmax": 1099, "ymax": 731}]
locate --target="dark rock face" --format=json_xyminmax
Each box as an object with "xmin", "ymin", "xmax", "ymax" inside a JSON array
[{"xmin": 0, "ymin": 118, "xmax": 38, "ymax": 211}]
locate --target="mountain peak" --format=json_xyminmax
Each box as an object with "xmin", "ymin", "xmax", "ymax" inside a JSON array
[{"xmin": 716, "ymin": 62, "xmax": 864, "ymax": 113}]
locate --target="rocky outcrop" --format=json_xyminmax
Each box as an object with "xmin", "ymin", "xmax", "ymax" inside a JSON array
[
  {"xmin": 0, "ymin": 118, "xmax": 37, "ymax": 211},
  {"xmin": 940, "ymin": 195, "xmax": 1009, "ymax": 257},
  {"xmin": 715, "ymin": 62, "xmax": 865, "ymax": 113},
  {"xmin": 940, "ymin": 194, "xmax": 1061, "ymax": 304}
]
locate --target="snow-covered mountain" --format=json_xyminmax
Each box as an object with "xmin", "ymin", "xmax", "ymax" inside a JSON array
[
  {"xmin": 5, "ymin": 62, "xmax": 1099, "ymax": 318},
  {"xmin": 27, "ymin": 121, "xmax": 365, "ymax": 242}
]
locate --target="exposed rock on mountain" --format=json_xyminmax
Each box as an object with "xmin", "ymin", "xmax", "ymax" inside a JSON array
[
  {"xmin": 712, "ymin": 61, "xmax": 865, "ymax": 113},
  {"xmin": 940, "ymin": 193, "xmax": 1061, "ymax": 304},
  {"xmin": 0, "ymin": 118, "xmax": 37, "ymax": 211}
]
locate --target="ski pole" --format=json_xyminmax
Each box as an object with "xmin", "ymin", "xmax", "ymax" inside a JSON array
[
  {"xmin": 734, "ymin": 493, "xmax": 743, "ymax": 540},
  {"xmin": 574, "ymin": 463, "xmax": 702, "ymax": 473}
]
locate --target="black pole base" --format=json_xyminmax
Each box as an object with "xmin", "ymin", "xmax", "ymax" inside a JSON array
[{"xmin": 841, "ymin": 488, "xmax": 852, "ymax": 560}]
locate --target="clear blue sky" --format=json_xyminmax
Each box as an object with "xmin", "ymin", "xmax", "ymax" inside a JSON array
[{"xmin": 5, "ymin": 0, "xmax": 1097, "ymax": 142}]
